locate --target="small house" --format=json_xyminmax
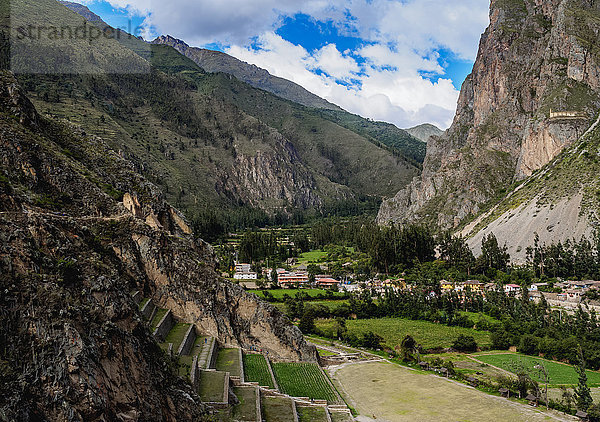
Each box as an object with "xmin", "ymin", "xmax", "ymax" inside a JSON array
[
  {"xmin": 418, "ymin": 361, "xmax": 430, "ymax": 370},
  {"xmin": 576, "ymin": 410, "xmax": 589, "ymax": 421},
  {"xmin": 498, "ymin": 387, "xmax": 510, "ymax": 398},
  {"xmin": 504, "ymin": 284, "xmax": 521, "ymax": 296},
  {"xmin": 525, "ymin": 394, "xmax": 538, "ymax": 407}
]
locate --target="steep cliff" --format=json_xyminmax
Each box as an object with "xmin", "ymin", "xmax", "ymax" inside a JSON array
[
  {"xmin": 0, "ymin": 70, "xmax": 316, "ymax": 420},
  {"xmin": 378, "ymin": 0, "xmax": 600, "ymax": 229}
]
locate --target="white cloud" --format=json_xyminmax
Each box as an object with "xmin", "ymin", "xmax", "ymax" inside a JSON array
[
  {"xmin": 226, "ymin": 32, "xmax": 459, "ymax": 129},
  {"xmin": 85, "ymin": 0, "xmax": 490, "ymax": 129}
]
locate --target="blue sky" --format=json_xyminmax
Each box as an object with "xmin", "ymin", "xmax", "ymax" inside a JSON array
[{"xmin": 78, "ymin": 0, "xmax": 490, "ymax": 129}]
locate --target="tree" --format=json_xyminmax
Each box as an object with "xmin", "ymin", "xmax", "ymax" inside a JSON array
[
  {"xmin": 476, "ymin": 233, "xmax": 510, "ymax": 273},
  {"xmin": 575, "ymin": 346, "xmax": 593, "ymax": 411},
  {"xmin": 452, "ymin": 335, "xmax": 478, "ymax": 352},
  {"xmin": 399, "ymin": 334, "xmax": 417, "ymax": 361},
  {"xmin": 299, "ymin": 307, "xmax": 316, "ymax": 334},
  {"xmin": 362, "ymin": 331, "xmax": 383, "ymax": 349}
]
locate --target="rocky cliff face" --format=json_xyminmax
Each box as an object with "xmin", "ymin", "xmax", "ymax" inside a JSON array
[
  {"xmin": 378, "ymin": 0, "xmax": 600, "ymax": 229},
  {"xmin": 152, "ymin": 35, "xmax": 341, "ymax": 111},
  {"xmin": 0, "ymin": 70, "xmax": 315, "ymax": 420}
]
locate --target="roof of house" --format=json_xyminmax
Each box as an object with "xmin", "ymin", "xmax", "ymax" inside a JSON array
[
  {"xmin": 576, "ymin": 410, "xmax": 588, "ymax": 418},
  {"xmin": 506, "ymin": 284, "xmax": 521, "ymax": 288},
  {"xmin": 526, "ymin": 394, "xmax": 538, "ymax": 401}
]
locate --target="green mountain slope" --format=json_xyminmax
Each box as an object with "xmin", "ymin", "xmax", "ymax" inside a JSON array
[
  {"xmin": 153, "ymin": 34, "xmax": 426, "ymax": 165},
  {"xmin": 10, "ymin": 0, "xmax": 421, "ymax": 227}
]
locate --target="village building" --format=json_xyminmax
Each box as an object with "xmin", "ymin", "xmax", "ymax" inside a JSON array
[
  {"xmin": 315, "ymin": 277, "xmax": 340, "ymax": 289},
  {"xmin": 504, "ymin": 284, "xmax": 521, "ymax": 296}
]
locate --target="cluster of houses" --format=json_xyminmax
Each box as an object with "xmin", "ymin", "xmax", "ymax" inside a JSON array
[
  {"xmin": 232, "ymin": 262, "xmax": 345, "ymax": 289},
  {"xmin": 439, "ymin": 279, "xmax": 600, "ymax": 310}
]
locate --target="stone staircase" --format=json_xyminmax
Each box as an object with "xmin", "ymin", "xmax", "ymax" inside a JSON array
[{"xmin": 132, "ymin": 291, "xmax": 354, "ymax": 421}]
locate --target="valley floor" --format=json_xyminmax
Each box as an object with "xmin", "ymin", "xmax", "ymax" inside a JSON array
[{"xmin": 328, "ymin": 360, "xmax": 577, "ymax": 422}]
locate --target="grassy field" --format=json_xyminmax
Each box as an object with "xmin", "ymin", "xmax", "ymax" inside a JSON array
[
  {"xmin": 261, "ymin": 396, "xmax": 296, "ymax": 422},
  {"xmin": 198, "ymin": 370, "xmax": 226, "ymax": 403},
  {"xmin": 298, "ymin": 249, "xmax": 328, "ymax": 263},
  {"xmin": 296, "ymin": 405, "xmax": 329, "ymax": 422},
  {"xmin": 243, "ymin": 354, "xmax": 275, "ymax": 388},
  {"xmin": 215, "ymin": 348, "xmax": 242, "ymax": 377},
  {"xmin": 163, "ymin": 323, "xmax": 191, "ymax": 352},
  {"xmin": 330, "ymin": 361, "xmax": 563, "ymax": 421},
  {"xmin": 272, "ymin": 362, "xmax": 341, "ymax": 403},
  {"xmin": 474, "ymin": 352, "xmax": 600, "ymax": 386},
  {"xmin": 315, "ymin": 318, "xmax": 491, "ymax": 350},
  {"xmin": 231, "ymin": 386, "xmax": 258, "ymax": 421},
  {"xmin": 150, "ymin": 308, "xmax": 167, "ymax": 331},
  {"xmin": 249, "ymin": 289, "xmax": 347, "ymax": 300}
]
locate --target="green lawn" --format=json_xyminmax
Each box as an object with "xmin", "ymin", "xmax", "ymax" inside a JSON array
[
  {"xmin": 475, "ymin": 352, "xmax": 600, "ymax": 386},
  {"xmin": 150, "ymin": 308, "xmax": 168, "ymax": 331},
  {"xmin": 315, "ymin": 317, "xmax": 491, "ymax": 350},
  {"xmin": 163, "ymin": 323, "xmax": 191, "ymax": 352},
  {"xmin": 261, "ymin": 396, "xmax": 296, "ymax": 422},
  {"xmin": 298, "ymin": 249, "xmax": 328, "ymax": 263},
  {"xmin": 215, "ymin": 348, "xmax": 242, "ymax": 377},
  {"xmin": 296, "ymin": 405, "xmax": 329, "ymax": 422},
  {"xmin": 138, "ymin": 297, "xmax": 149, "ymax": 310},
  {"xmin": 271, "ymin": 362, "xmax": 341, "ymax": 403},
  {"xmin": 329, "ymin": 412, "xmax": 354, "ymax": 422},
  {"xmin": 249, "ymin": 289, "xmax": 346, "ymax": 300},
  {"xmin": 243, "ymin": 353, "xmax": 275, "ymax": 388},
  {"xmin": 198, "ymin": 370, "xmax": 227, "ymax": 402},
  {"xmin": 232, "ymin": 386, "xmax": 258, "ymax": 421}
]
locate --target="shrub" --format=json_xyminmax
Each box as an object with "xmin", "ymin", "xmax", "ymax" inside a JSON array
[{"xmin": 452, "ymin": 335, "xmax": 478, "ymax": 352}]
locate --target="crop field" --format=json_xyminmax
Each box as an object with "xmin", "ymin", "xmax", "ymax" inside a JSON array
[
  {"xmin": 243, "ymin": 354, "xmax": 275, "ymax": 388},
  {"xmin": 330, "ymin": 361, "xmax": 563, "ymax": 421},
  {"xmin": 271, "ymin": 362, "xmax": 341, "ymax": 403},
  {"xmin": 315, "ymin": 317, "xmax": 491, "ymax": 350},
  {"xmin": 474, "ymin": 352, "xmax": 600, "ymax": 386}
]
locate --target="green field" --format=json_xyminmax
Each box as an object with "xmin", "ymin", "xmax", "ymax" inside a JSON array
[
  {"xmin": 261, "ymin": 396, "xmax": 296, "ymax": 422},
  {"xmin": 198, "ymin": 370, "xmax": 227, "ymax": 403},
  {"xmin": 315, "ymin": 317, "xmax": 491, "ymax": 350},
  {"xmin": 475, "ymin": 352, "xmax": 600, "ymax": 386},
  {"xmin": 215, "ymin": 348, "xmax": 242, "ymax": 377},
  {"xmin": 296, "ymin": 405, "xmax": 329, "ymax": 422},
  {"xmin": 243, "ymin": 354, "xmax": 275, "ymax": 388},
  {"xmin": 231, "ymin": 386, "xmax": 258, "ymax": 421},
  {"xmin": 150, "ymin": 308, "xmax": 167, "ymax": 331},
  {"xmin": 164, "ymin": 323, "xmax": 191, "ymax": 352},
  {"xmin": 298, "ymin": 250, "xmax": 328, "ymax": 263},
  {"xmin": 272, "ymin": 362, "xmax": 341, "ymax": 403},
  {"xmin": 249, "ymin": 289, "xmax": 346, "ymax": 300}
]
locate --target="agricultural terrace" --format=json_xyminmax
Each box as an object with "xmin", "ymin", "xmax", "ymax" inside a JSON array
[
  {"xmin": 215, "ymin": 348, "xmax": 242, "ymax": 378},
  {"xmin": 271, "ymin": 362, "xmax": 341, "ymax": 403},
  {"xmin": 315, "ymin": 317, "xmax": 491, "ymax": 350},
  {"xmin": 330, "ymin": 361, "xmax": 563, "ymax": 422},
  {"xmin": 243, "ymin": 353, "xmax": 275, "ymax": 388},
  {"xmin": 474, "ymin": 352, "xmax": 600, "ymax": 386}
]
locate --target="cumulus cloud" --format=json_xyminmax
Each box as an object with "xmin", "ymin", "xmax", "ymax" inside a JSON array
[{"xmin": 83, "ymin": 0, "xmax": 490, "ymax": 128}]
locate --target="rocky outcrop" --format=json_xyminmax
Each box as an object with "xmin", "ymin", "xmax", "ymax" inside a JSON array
[
  {"xmin": 378, "ymin": 0, "xmax": 600, "ymax": 230},
  {"xmin": 0, "ymin": 70, "xmax": 315, "ymax": 420},
  {"xmin": 405, "ymin": 123, "xmax": 443, "ymax": 143},
  {"xmin": 152, "ymin": 35, "xmax": 341, "ymax": 111}
]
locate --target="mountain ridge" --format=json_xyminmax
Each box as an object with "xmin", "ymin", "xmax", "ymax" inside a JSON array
[{"xmin": 152, "ymin": 34, "xmax": 342, "ymax": 111}]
